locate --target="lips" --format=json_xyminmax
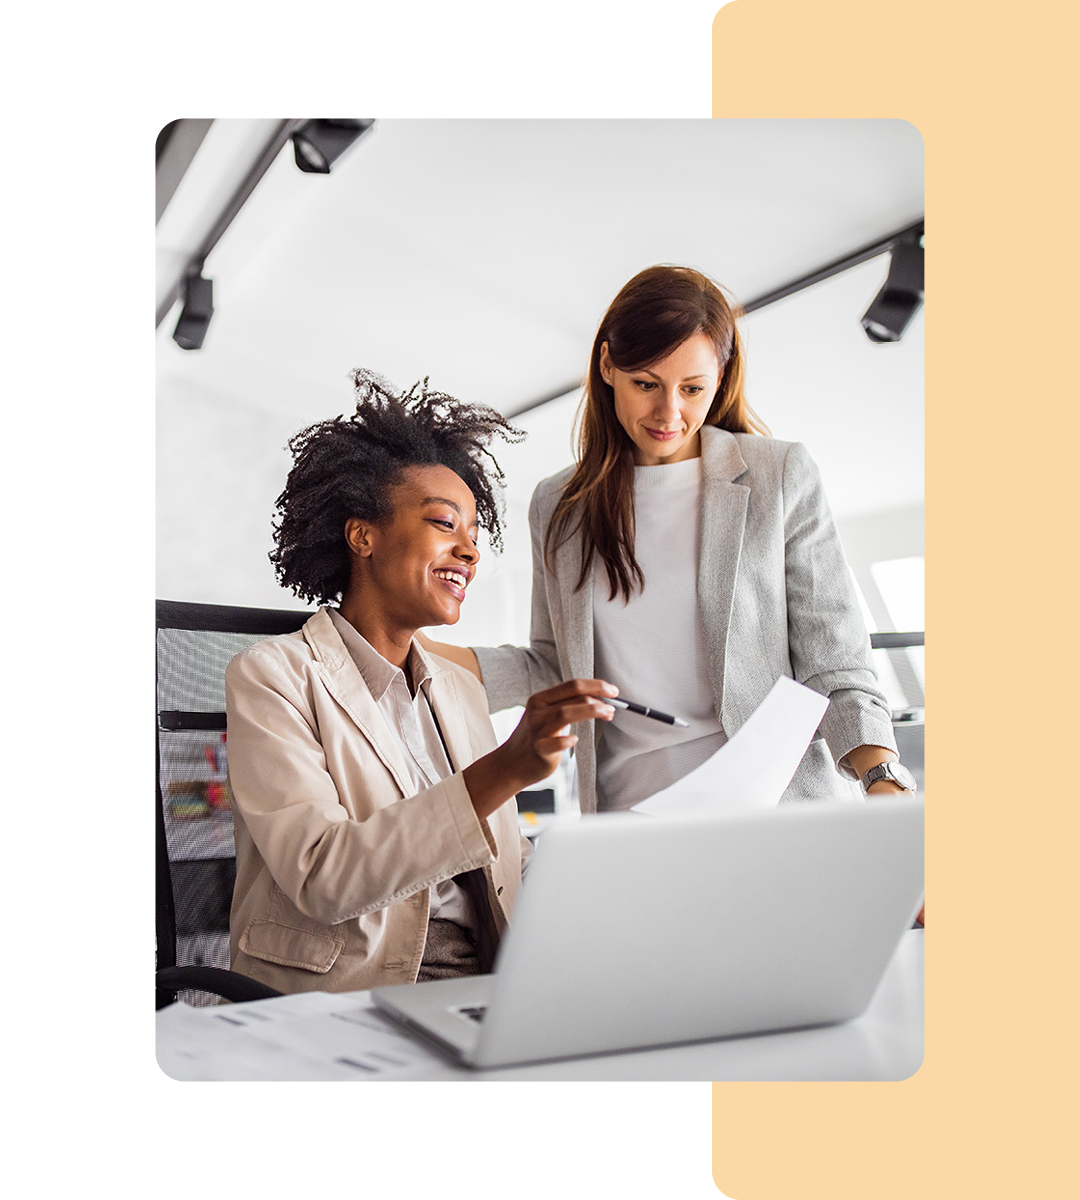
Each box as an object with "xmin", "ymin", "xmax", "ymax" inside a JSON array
[
  {"xmin": 644, "ymin": 427, "xmax": 682, "ymax": 441},
  {"xmin": 433, "ymin": 568, "xmax": 469, "ymax": 600}
]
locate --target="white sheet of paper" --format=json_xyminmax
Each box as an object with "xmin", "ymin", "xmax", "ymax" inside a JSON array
[
  {"xmin": 632, "ymin": 676, "xmax": 829, "ymax": 815},
  {"xmin": 156, "ymin": 991, "xmax": 449, "ymax": 1081}
]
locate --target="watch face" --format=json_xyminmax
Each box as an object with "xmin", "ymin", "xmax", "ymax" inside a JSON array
[{"xmin": 888, "ymin": 762, "xmax": 917, "ymax": 790}]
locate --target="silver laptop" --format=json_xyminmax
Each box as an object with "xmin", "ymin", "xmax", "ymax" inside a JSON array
[{"xmin": 371, "ymin": 797, "xmax": 924, "ymax": 1069}]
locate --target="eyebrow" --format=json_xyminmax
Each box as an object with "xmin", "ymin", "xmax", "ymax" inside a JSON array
[
  {"xmin": 636, "ymin": 368, "xmax": 712, "ymax": 381},
  {"xmin": 421, "ymin": 497, "xmax": 479, "ymax": 527}
]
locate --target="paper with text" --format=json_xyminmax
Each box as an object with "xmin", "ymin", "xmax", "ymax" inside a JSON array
[
  {"xmin": 156, "ymin": 990, "xmax": 448, "ymax": 1081},
  {"xmin": 632, "ymin": 676, "xmax": 829, "ymax": 815}
]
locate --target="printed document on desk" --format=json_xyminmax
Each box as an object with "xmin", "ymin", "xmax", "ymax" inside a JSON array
[
  {"xmin": 633, "ymin": 676, "xmax": 829, "ymax": 815},
  {"xmin": 157, "ymin": 990, "xmax": 448, "ymax": 1081}
]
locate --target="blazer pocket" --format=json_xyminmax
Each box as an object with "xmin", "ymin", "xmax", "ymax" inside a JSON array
[{"xmin": 239, "ymin": 919, "xmax": 345, "ymax": 974}]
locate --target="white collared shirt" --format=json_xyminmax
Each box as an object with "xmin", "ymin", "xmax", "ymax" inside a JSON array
[{"xmin": 328, "ymin": 608, "xmax": 472, "ymax": 928}]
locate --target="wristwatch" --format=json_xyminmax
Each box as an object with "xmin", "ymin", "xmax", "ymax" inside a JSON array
[{"xmin": 860, "ymin": 761, "xmax": 917, "ymax": 794}]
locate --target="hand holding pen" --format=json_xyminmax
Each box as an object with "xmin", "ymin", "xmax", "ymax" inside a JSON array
[
  {"xmin": 572, "ymin": 681, "xmax": 689, "ymax": 728},
  {"xmin": 466, "ymin": 678, "xmax": 688, "ymax": 815}
]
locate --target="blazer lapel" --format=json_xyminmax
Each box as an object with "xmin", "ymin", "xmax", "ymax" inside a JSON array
[
  {"xmin": 550, "ymin": 510, "xmax": 599, "ymax": 811},
  {"xmin": 697, "ymin": 428, "xmax": 750, "ymax": 712},
  {"xmin": 554, "ymin": 524, "xmax": 595, "ymax": 678},
  {"xmin": 302, "ymin": 610, "xmax": 414, "ymax": 796},
  {"xmin": 426, "ymin": 669, "xmax": 475, "ymax": 773}
]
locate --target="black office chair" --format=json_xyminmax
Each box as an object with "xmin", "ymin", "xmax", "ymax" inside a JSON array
[{"xmin": 156, "ymin": 599, "xmax": 312, "ymax": 1009}]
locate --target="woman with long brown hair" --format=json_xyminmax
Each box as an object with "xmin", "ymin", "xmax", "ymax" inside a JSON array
[{"xmin": 424, "ymin": 265, "xmax": 916, "ymax": 815}]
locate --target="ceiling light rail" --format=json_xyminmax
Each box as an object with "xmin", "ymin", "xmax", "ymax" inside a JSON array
[
  {"xmin": 506, "ymin": 217, "xmax": 925, "ymax": 416},
  {"xmin": 157, "ymin": 118, "xmax": 376, "ymax": 346},
  {"xmin": 156, "ymin": 119, "xmax": 301, "ymax": 332},
  {"xmin": 740, "ymin": 218, "xmax": 924, "ymax": 317}
]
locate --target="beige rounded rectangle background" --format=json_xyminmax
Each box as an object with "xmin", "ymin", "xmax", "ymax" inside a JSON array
[{"xmin": 711, "ymin": 1, "xmax": 1073, "ymax": 1198}]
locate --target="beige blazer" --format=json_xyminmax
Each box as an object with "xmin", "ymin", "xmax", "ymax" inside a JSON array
[
  {"xmin": 226, "ymin": 608, "xmax": 525, "ymax": 995},
  {"xmin": 474, "ymin": 427, "xmax": 898, "ymax": 812}
]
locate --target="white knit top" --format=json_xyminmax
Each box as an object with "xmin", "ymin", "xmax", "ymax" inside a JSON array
[{"xmin": 592, "ymin": 455, "xmax": 727, "ymax": 810}]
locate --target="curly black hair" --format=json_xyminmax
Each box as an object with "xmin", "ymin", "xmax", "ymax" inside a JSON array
[{"xmin": 269, "ymin": 368, "xmax": 525, "ymax": 606}]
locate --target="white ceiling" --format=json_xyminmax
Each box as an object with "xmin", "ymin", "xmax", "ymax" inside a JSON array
[{"xmin": 156, "ymin": 118, "xmax": 924, "ymax": 611}]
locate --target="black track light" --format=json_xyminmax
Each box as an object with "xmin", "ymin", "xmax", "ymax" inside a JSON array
[
  {"xmin": 291, "ymin": 119, "xmax": 374, "ymax": 174},
  {"xmin": 173, "ymin": 273, "xmax": 214, "ymax": 350},
  {"xmin": 862, "ymin": 234, "xmax": 924, "ymax": 343}
]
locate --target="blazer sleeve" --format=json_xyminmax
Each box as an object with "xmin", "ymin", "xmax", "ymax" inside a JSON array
[
  {"xmin": 225, "ymin": 646, "xmax": 499, "ymax": 926},
  {"xmin": 473, "ymin": 482, "xmax": 563, "ymax": 711},
  {"xmin": 780, "ymin": 442, "xmax": 898, "ymax": 775}
]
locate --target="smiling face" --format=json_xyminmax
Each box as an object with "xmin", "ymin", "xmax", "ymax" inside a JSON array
[
  {"xmin": 601, "ymin": 331, "xmax": 721, "ymax": 466},
  {"xmin": 343, "ymin": 463, "xmax": 480, "ymax": 650}
]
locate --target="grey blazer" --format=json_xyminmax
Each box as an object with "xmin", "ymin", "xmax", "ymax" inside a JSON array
[{"xmin": 474, "ymin": 426, "xmax": 897, "ymax": 812}]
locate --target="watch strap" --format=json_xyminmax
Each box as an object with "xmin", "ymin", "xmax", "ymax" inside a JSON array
[{"xmin": 860, "ymin": 761, "xmax": 917, "ymax": 793}]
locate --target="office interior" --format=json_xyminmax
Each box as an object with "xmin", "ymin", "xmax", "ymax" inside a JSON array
[{"xmin": 155, "ymin": 118, "xmax": 925, "ymax": 1076}]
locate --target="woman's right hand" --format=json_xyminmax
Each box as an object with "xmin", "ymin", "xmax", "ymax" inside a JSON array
[
  {"xmin": 503, "ymin": 678, "xmax": 619, "ymax": 785},
  {"xmin": 463, "ymin": 679, "xmax": 618, "ymax": 819}
]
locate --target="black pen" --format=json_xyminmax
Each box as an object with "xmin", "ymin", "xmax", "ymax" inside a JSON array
[{"xmin": 607, "ymin": 697, "xmax": 689, "ymax": 728}]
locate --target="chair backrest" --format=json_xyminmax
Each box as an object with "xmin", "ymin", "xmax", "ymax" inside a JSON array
[{"xmin": 156, "ymin": 600, "xmax": 311, "ymax": 1006}]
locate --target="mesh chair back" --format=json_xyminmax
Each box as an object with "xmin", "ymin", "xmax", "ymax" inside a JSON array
[{"xmin": 156, "ymin": 601, "xmax": 311, "ymax": 1006}]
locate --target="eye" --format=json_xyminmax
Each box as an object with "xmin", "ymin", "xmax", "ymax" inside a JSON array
[
  {"xmin": 429, "ymin": 518, "xmax": 455, "ymax": 530},
  {"xmin": 634, "ymin": 380, "xmax": 658, "ymax": 391},
  {"xmin": 683, "ymin": 385, "xmax": 705, "ymax": 396}
]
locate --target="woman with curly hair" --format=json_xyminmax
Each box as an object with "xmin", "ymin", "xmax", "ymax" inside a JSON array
[{"xmin": 226, "ymin": 369, "xmax": 618, "ymax": 995}]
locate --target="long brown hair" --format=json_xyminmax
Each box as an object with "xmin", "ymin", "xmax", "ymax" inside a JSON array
[{"xmin": 546, "ymin": 264, "xmax": 769, "ymax": 602}]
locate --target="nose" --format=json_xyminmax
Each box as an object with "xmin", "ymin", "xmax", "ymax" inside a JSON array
[
  {"xmin": 455, "ymin": 532, "xmax": 479, "ymax": 565},
  {"xmin": 651, "ymin": 386, "xmax": 680, "ymax": 421}
]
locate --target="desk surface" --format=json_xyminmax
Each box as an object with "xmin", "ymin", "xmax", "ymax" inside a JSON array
[{"xmin": 157, "ymin": 929, "xmax": 923, "ymax": 1082}]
